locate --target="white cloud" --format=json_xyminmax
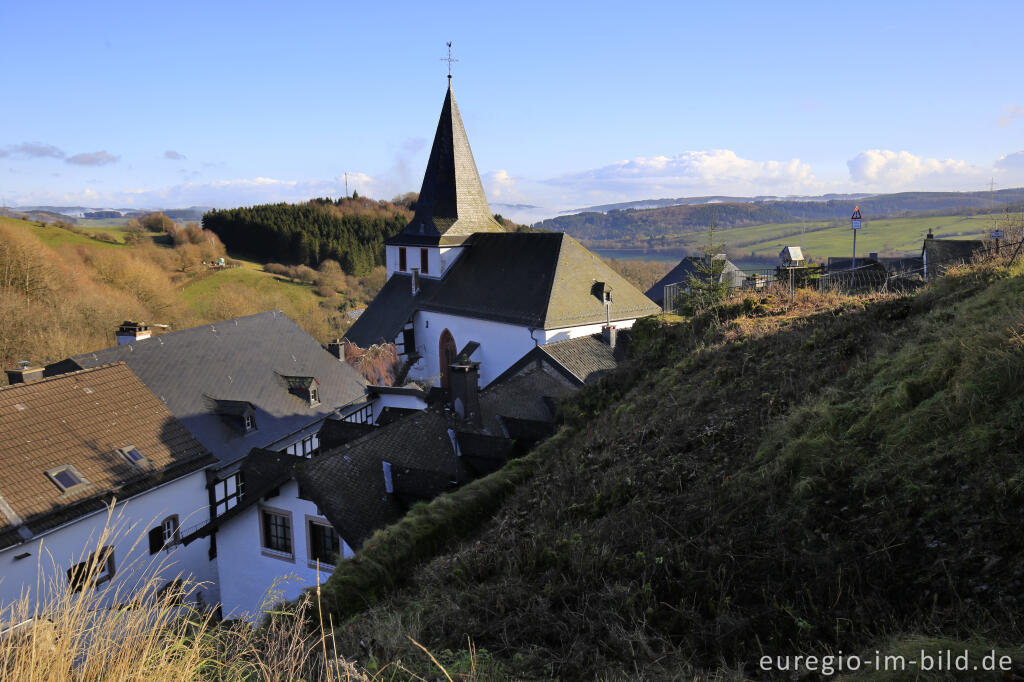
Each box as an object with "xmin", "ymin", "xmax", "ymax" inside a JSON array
[
  {"xmin": 65, "ymin": 151, "xmax": 119, "ymax": 166},
  {"xmin": 548, "ymin": 149, "xmax": 817, "ymax": 197},
  {"xmin": 164, "ymin": 150, "xmax": 186, "ymax": 160},
  {"xmin": 482, "ymin": 169, "xmax": 520, "ymax": 201},
  {"xmin": 995, "ymin": 150, "xmax": 1024, "ymax": 170},
  {"xmin": 998, "ymin": 105, "xmax": 1024, "ymax": 127},
  {"xmin": 846, "ymin": 149, "xmax": 981, "ymax": 188}
]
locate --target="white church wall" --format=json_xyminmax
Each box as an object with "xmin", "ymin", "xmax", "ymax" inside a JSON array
[
  {"xmin": 0, "ymin": 469, "xmax": 216, "ymax": 614},
  {"xmin": 216, "ymin": 479, "xmax": 353, "ymax": 621},
  {"xmin": 385, "ymin": 244, "xmax": 464, "ymax": 278},
  {"xmin": 542, "ymin": 318, "xmax": 639, "ymax": 344},
  {"xmin": 385, "ymin": 246, "xmax": 464, "ymax": 279},
  {"xmin": 406, "ymin": 311, "xmax": 538, "ymax": 388}
]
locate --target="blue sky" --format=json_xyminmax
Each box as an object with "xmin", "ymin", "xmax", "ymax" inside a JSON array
[{"xmin": 2, "ymin": 0, "xmax": 1023, "ymax": 221}]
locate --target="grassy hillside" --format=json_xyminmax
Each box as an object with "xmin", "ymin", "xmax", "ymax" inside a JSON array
[
  {"xmin": 0, "ymin": 215, "xmax": 383, "ymax": 380},
  {"xmin": 315, "ymin": 255, "xmax": 1024, "ymax": 679}
]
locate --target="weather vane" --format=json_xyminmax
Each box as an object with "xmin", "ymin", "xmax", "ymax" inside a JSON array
[{"xmin": 440, "ymin": 41, "xmax": 458, "ymax": 80}]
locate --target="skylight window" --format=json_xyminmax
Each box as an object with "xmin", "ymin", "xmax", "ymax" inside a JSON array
[
  {"xmin": 47, "ymin": 465, "xmax": 87, "ymax": 493},
  {"xmin": 118, "ymin": 446, "xmax": 149, "ymax": 468}
]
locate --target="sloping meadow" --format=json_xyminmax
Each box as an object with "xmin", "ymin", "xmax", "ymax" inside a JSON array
[{"xmin": 320, "ymin": 263, "xmax": 1024, "ymax": 679}]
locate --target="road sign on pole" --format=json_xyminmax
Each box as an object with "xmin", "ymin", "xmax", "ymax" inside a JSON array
[{"xmin": 851, "ymin": 206, "xmax": 861, "ymax": 270}]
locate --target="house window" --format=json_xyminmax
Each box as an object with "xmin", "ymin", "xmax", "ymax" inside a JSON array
[
  {"xmin": 308, "ymin": 519, "xmax": 341, "ymax": 566},
  {"xmin": 260, "ymin": 508, "xmax": 293, "ymax": 558},
  {"xmin": 243, "ymin": 414, "xmax": 256, "ymax": 432},
  {"xmin": 67, "ymin": 546, "xmax": 115, "ymax": 592},
  {"xmin": 401, "ymin": 327, "xmax": 415, "ymax": 356},
  {"xmin": 163, "ymin": 515, "xmax": 180, "ymax": 544},
  {"xmin": 213, "ymin": 473, "xmax": 243, "ymax": 516},
  {"xmin": 398, "ymin": 247, "xmax": 407, "ymax": 272},
  {"xmin": 309, "ymin": 387, "xmax": 319, "ymax": 406},
  {"xmin": 47, "ymin": 465, "xmax": 88, "ymax": 493},
  {"xmin": 343, "ymin": 404, "xmax": 372, "ymax": 424},
  {"xmin": 420, "ymin": 248, "xmax": 429, "ymax": 274},
  {"xmin": 150, "ymin": 516, "xmax": 180, "ymax": 554}
]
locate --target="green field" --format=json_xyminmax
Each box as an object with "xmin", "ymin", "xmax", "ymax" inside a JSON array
[
  {"xmin": 0, "ymin": 215, "xmax": 125, "ymax": 249},
  {"xmin": 595, "ymin": 213, "xmax": 996, "ymax": 262},
  {"xmin": 180, "ymin": 267, "xmax": 320, "ymax": 318}
]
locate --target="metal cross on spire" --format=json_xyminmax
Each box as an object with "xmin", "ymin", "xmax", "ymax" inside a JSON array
[{"xmin": 440, "ymin": 41, "xmax": 458, "ymax": 80}]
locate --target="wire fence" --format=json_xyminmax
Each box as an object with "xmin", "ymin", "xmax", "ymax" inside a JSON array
[
  {"xmin": 817, "ymin": 237, "xmax": 1024, "ymax": 294},
  {"xmin": 660, "ymin": 237, "xmax": 1024, "ymax": 311}
]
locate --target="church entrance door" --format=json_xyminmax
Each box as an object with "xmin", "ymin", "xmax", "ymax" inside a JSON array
[{"xmin": 439, "ymin": 328, "xmax": 457, "ymax": 389}]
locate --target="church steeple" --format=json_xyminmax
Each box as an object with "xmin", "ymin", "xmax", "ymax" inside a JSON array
[{"xmin": 393, "ymin": 81, "xmax": 504, "ymax": 246}]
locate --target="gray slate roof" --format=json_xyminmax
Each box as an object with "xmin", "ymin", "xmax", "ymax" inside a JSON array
[
  {"xmin": 295, "ymin": 409, "xmax": 466, "ymax": 548},
  {"xmin": 537, "ymin": 334, "xmax": 620, "ymax": 385},
  {"xmin": 294, "ymin": 351, "xmax": 578, "ymax": 550},
  {"xmin": 343, "ymin": 273, "xmax": 437, "ymax": 347},
  {"xmin": 55, "ymin": 311, "xmax": 367, "ymax": 467},
  {"xmin": 645, "ymin": 255, "xmax": 743, "ymax": 305},
  {"xmin": 346, "ymin": 232, "xmax": 661, "ymax": 346},
  {"xmin": 388, "ymin": 82, "xmax": 503, "ymax": 247}
]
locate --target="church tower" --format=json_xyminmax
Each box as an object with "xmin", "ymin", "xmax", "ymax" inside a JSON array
[{"xmin": 384, "ymin": 81, "xmax": 504, "ymax": 280}]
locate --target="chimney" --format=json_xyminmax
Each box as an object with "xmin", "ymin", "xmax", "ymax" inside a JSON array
[
  {"xmin": 326, "ymin": 339, "xmax": 344, "ymax": 360},
  {"xmin": 869, "ymin": 252, "xmax": 878, "ymax": 260},
  {"xmin": 601, "ymin": 325, "xmax": 617, "ymax": 350},
  {"xmin": 448, "ymin": 362, "xmax": 481, "ymax": 425},
  {"xmin": 116, "ymin": 321, "xmax": 150, "ymax": 345},
  {"xmin": 926, "ymin": 229, "xmax": 934, "ymax": 240},
  {"xmin": 5, "ymin": 362, "xmax": 43, "ymax": 385},
  {"xmin": 411, "ymin": 268, "xmax": 421, "ymax": 296}
]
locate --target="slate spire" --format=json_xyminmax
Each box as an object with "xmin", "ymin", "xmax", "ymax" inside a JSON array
[{"xmin": 396, "ymin": 81, "xmax": 504, "ymax": 245}]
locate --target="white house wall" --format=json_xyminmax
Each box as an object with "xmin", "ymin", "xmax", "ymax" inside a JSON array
[
  {"xmin": 215, "ymin": 479, "xmax": 353, "ymax": 620},
  {"xmin": 371, "ymin": 393, "xmax": 428, "ymax": 422},
  {"xmin": 0, "ymin": 469, "xmax": 216, "ymax": 613}
]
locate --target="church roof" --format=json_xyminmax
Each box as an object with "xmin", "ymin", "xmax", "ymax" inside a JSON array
[
  {"xmin": 344, "ymin": 232, "xmax": 661, "ymax": 346},
  {"xmin": 388, "ymin": 82, "xmax": 504, "ymax": 246}
]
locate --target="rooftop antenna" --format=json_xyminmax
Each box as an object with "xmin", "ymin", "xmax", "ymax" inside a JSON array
[{"xmin": 440, "ymin": 41, "xmax": 458, "ymax": 81}]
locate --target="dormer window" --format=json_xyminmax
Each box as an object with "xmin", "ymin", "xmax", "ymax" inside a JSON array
[
  {"xmin": 209, "ymin": 398, "xmax": 258, "ymax": 434},
  {"xmin": 47, "ymin": 465, "xmax": 88, "ymax": 493},
  {"xmin": 280, "ymin": 375, "xmax": 320, "ymax": 407}
]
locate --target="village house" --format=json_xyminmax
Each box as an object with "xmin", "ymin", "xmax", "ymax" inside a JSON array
[
  {"xmin": 644, "ymin": 254, "xmax": 744, "ymax": 309},
  {"xmin": 45, "ymin": 312, "xmax": 368, "ymax": 525},
  {"xmin": 344, "ymin": 80, "xmax": 660, "ymax": 387},
  {"xmin": 0, "ymin": 363, "xmax": 218, "ymax": 613},
  {"xmin": 191, "ymin": 341, "xmax": 590, "ymax": 618}
]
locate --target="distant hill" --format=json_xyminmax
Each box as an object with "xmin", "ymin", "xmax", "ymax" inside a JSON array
[
  {"xmin": 539, "ymin": 188, "xmax": 1024, "ymax": 241},
  {"xmin": 202, "ymin": 196, "xmax": 412, "ymax": 276}
]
